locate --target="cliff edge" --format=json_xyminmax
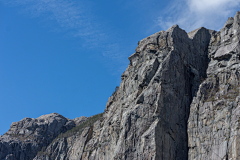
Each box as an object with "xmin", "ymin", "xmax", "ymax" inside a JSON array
[{"xmin": 1, "ymin": 12, "xmax": 240, "ymax": 160}]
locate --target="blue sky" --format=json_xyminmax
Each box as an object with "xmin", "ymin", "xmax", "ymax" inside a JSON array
[{"xmin": 0, "ymin": 0, "xmax": 240, "ymax": 135}]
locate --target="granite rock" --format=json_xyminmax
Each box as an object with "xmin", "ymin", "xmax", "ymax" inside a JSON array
[
  {"xmin": 0, "ymin": 113, "xmax": 77, "ymax": 160},
  {"xmin": 2, "ymin": 11, "xmax": 240, "ymax": 160},
  {"xmin": 188, "ymin": 11, "xmax": 240, "ymax": 160},
  {"xmin": 33, "ymin": 25, "xmax": 212, "ymax": 160}
]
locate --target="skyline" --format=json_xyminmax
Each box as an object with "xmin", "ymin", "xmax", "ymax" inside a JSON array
[{"xmin": 1, "ymin": 0, "xmax": 240, "ymax": 135}]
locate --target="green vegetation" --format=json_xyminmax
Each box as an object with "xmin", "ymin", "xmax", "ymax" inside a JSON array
[
  {"xmin": 204, "ymin": 83, "xmax": 239, "ymax": 102},
  {"xmin": 4, "ymin": 133, "xmax": 29, "ymax": 141},
  {"xmin": 8, "ymin": 134, "xmax": 19, "ymax": 137},
  {"xmin": 210, "ymin": 97, "xmax": 215, "ymax": 102},
  {"xmin": 36, "ymin": 113, "xmax": 104, "ymax": 156},
  {"xmin": 37, "ymin": 146, "xmax": 46, "ymax": 156},
  {"xmin": 53, "ymin": 113, "xmax": 104, "ymax": 142},
  {"xmin": 143, "ymin": 126, "xmax": 150, "ymax": 134},
  {"xmin": 36, "ymin": 113, "xmax": 104, "ymax": 157},
  {"xmin": 222, "ymin": 85, "xmax": 239, "ymax": 100}
]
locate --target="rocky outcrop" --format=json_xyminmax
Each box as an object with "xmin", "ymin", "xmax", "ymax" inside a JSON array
[
  {"xmin": 2, "ymin": 11, "xmax": 240, "ymax": 160},
  {"xmin": 33, "ymin": 25, "xmax": 213, "ymax": 159},
  {"xmin": 188, "ymin": 11, "xmax": 240, "ymax": 160},
  {"xmin": 73, "ymin": 116, "xmax": 88, "ymax": 126},
  {"xmin": 33, "ymin": 113, "xmax": 103, "ymax": 160},
  {"xmin": 0, "ymin": 113, "xmax": 78, "ymax": 160}
]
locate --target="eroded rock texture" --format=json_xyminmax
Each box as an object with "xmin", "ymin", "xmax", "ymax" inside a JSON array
[
  {"xmin": 2, "ymin": 11, "xmax": 240, "ymax": 160},
  {"xmin": 0, "ymin": 113, "xmax": 80, "ymax": 160},
  {"xmin": 188, "ymin": 11, "xmax": 240, "ymax": 160},
  {"xmin": 33, "ymin": 25, "xmax": 212, "ymax": 160}
]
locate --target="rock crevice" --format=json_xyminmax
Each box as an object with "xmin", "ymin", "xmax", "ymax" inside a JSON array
[{"xmin": 2, "ymin": 11, "xmax": 240, "ymax": 160}]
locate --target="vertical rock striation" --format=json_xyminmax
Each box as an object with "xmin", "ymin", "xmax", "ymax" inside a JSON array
[
  {"xmin": 188, "ymin": 11, "xmax": 240, "ymax": 160},
  {"xmin": 2, "ymin": 11, "xmax": 240, "ymax": 160},
  {"xmin": 33, "ymin": 25, "xmax": 212, "ymax": 160}
]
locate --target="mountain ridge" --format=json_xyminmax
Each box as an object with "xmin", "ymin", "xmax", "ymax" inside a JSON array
[{"xmin": 1, "ymin": 11, "xmax": 240, "ymax": 160}]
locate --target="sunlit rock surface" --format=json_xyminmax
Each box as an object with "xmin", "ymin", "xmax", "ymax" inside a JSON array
[
  {"xmin": 34, "ymin": 24, "xmax": 211, "ymax": 160},
  {"xmin": 188, "ymin": 11, "xmax": 240, "ymax": 160},
  {"xmin": 1, "ymin": 11, "xmax": 240, "ymax": 160}
]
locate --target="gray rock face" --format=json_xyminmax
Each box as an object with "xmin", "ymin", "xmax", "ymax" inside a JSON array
[
  {"xmin": 188, "ymin": 11, "xmax": 240, "ymax": 160},
  {"xmin": 2, "ymin": 11, "xmax": 240, "ymax": 160},
  {"xmin": 0, "ymin": 113, "xmax": 76, "ymax": 160},
  {"xmin": 33, "ymin": 25, "xmax": 212, "ymax": 160},
  {"xmin": 73, "ymin": 116, "xmax": 88, "ymax": 126}
]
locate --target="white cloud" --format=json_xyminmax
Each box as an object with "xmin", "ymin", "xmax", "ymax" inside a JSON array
[
  {"xmin": 189, "ymin": 0, "xmax": 239, "ymax": 13},
  {"xmin": 158, "ymin": 0, "xmax": 240, "ymax": 32}
]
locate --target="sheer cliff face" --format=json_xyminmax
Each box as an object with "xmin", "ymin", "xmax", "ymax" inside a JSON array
[
  {"xmin": 32, "ymin": 26, "xmax": 211, "ymax": 160},
  {"xmin": 35, "ymin": 26, "xmax": 211, "ymax": 160},
  {"xmin": 1, "ymin": 12, "xmax": 240, "ymax": 160},
  {"xmin": 188, "ymin": 11, "xmax": 240, "ymax": 160}
]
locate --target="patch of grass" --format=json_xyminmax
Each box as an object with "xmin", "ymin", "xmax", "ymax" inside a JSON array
[
  {"xmin": 222, "ymin": 86, "xmax": 239, "ymax": 100},
  {"xmin": 52, "ymin": 113, "xmax": 104, "ymax": 142},
  {"xmin": 4, "ymin": 133, "xmax": 30, "ymax": 141},
  {"xmin": 142, "ymin": 126, "xmax": 150, "ymax": 135},
  {"xmin": 37, "ymin": 146, "xmax": 46, "ymax": 156},
  {"xmin": 210, "ymin": 97, "xmax": 215, "ymax": 102}
]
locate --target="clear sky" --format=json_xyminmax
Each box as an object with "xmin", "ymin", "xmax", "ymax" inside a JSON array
[{"xmin": 0, "ymin": 0, "xmax": 240, "ymax": 135}]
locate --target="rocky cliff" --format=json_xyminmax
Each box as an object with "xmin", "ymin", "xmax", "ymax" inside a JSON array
[
  {"xmin": 1, "ymin": 11, "xmax": 240, "ymax": 160},
  {"xmin": 188, "ymin": 12, "xmax": 240, "ymax": 160}
]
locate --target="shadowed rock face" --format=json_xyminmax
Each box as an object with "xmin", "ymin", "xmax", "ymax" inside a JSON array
[
  {"xmin": 188, "ymin": 11, "xmax": 240, "ymax": 160},
  {"xmin": 2, "ymin": 11, "xmax": 240, "ymax": 160},
  {"xmin": 33, "ymin": 26, "xmax": 211, "ymax": 160}
]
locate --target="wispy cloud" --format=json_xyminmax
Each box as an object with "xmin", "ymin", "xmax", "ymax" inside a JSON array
[
  {"xmin": 158, "ymin": 0, "xmax": 240, "ymax": 32},
  {"xmin": 1, "ymin": 0, "xmax": 103, "ymax": 44},
  {"xmin": 1, "ymin": 0, "xmax": 129, "ymax": 75}
]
